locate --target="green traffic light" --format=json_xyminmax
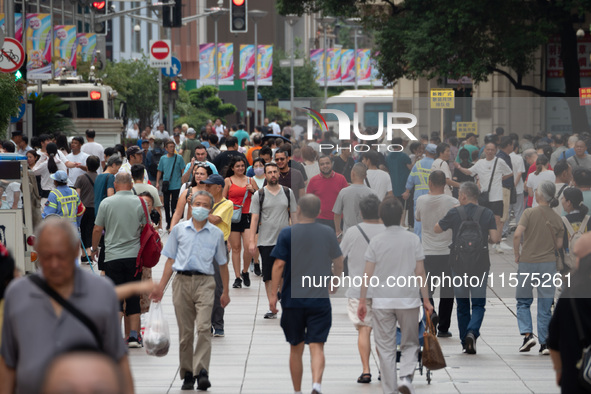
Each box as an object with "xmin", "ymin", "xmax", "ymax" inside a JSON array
[{"xmin": 15, "ymin": 70, "xmax": 22, "ymax": 81}]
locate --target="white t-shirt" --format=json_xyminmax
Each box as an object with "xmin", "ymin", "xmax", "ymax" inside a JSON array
[
  {"xmin": 268, "ymin": 122, "xmax": 281, "ymax": 134},
  {"xmin": 153, "ymin": 130, "xmax": 170, "ymax": 140},
  {"xmin": 365, "ymin": 226, "xmax": 425, "ymax": 309},
  {"xmin": 126, "ymin": 128, "xmax": 139, "ymax": 139},
  {"xmin": 5, "ymin": 182, "xmax": 22, "ymax": 209},
  {"xmin": 415, "ymin": 194, "xmax": 458, "ymax": 255},
  {"xmin": 81, "ymin": 142, "xmax": 105, "ymax": 174},
  {"xmin": 215, "ymin": 125, "xmax": 225, "ymax": 139},
  {"xmin": 469, "ymin": 157, "xmax": 513, "ymax": 202},
  {"xmin": 510, "ymin": 152, "xmax": 526, "ymax": 194},
  {"xmin": 32, "ymin": 155, "xmax": 68, "ymax": 191},
  {"xmin": 366, "ymin": 169, "xmax": 392, "ymax": 201},
  {"xmin": 526, "ymin": 170, "xmax": 556, "ymax": 207},
  {"xmin": 340, "ymin": 222, "xmax": 386, "ymax": 298},
  {"xmin": 431, "ymin": 158, "xmax": 453, "ymax": 196},
  {"xmin": 66, "ymin": 151, "xmax": 89, "ymax": 187}
]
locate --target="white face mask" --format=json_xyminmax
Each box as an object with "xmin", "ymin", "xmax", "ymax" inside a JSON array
[
  {"xmin": 191, "ymin": 206, "xmax": 210, "ymax": 221},
  {"xmin": 254, "ymin": 167, "xmax": 264, "ymax": 176}
]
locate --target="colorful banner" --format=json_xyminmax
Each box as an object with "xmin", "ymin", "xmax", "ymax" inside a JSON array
[
  {"xmin": 239, "ymin": 44, "xmax": 273, "ymax": 86},
  {"xmin": 310, "ymin": 49, "xmax": 325, "ymax": 85},
  {"xmin": 26, "ymin": 13, "xmax": 52, "ymax": 79},
  {"xmin": 371, "ymin": 51, "xmax": 383, "ymax": 86},
  {"xmin": 326, "ymin": 48, "xmax": 341, "ymax": 86},
  {"xmin": 199, "ymin": 43, "xmax": 234, "ymax": 85},
  {"xmin": 341, "ymin": 49, "xmax": 355, "ymax": 85},
  {"xmin": 76, "ymin": 33, "xmax": 96, "ymax": 62},
  {"xmin": 357, "ymin": 49, "xmax": 372, "ymax": 86},
  {"xmin": 547, "ymin": 36, "xmax": 591, "ymax": 78},
  {"xmin": 54, "ymin": 25, "xmax": 77, "ymax": 77},
  {"xmin": 0, "ymin": 14, "xmax": 24, "ymax": 42}
]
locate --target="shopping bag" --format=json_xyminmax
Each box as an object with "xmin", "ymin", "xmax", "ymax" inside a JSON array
[
  {"xmin": 422, "ymin": 312, "xmax": 447, "ymax": 370},
  {"xmin": 144, "ymin": 301, "xmax": 170, "ymax": 357}
]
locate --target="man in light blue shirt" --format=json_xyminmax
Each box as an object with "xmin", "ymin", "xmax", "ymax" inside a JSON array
[
  {"xmin": 233, "ymin": 123, "xmax": 250, "ymax": 147},
  {"xmin": 151, "ymin": 190, "xmax": 230, "ymax": 391}
]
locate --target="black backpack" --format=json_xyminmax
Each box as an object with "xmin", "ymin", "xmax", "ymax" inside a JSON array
[
  {"xmin": 450, "ymin": 206, "xmax": 487, "ymax": 275},
  {"xmin": 148, "ymin": 148, "xmax": 165, "ymax": 178}
]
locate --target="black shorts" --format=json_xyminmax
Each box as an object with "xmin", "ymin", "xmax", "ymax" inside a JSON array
[
  {"xmin": 259, "ymin": 245, "xmax": 275, "ymax": 282},
  {"xmin": 483, "ymin": 200, "xmax": 503, "ymax": 217},
  {"xmin": 231, "ymin": 213, "xmax": 251, "ymax": 233},
  {"xmin": 104, "ymin": 257, "xmax": 141, "ymax": 315},
  {"xmin": 280, "ymin": 306, "xmax": 332, "ymax": 346}
]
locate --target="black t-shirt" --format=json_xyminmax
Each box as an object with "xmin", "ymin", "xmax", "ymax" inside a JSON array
[
  {"xmin": 212, "ymin": 150, "xmax": 248, "ymax": 177},
  {"xmin": 332, "ymin": 155, "xmax": 355, "ymax": 183}
]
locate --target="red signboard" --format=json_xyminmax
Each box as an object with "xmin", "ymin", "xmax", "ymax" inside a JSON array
[{"xmin": 151, "ymin": 41, "xmax": 170, "ymax": 60}]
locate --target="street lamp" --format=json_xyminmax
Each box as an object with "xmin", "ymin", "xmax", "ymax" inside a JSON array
[
  {"xmin": 346, "ymin": 18, "xmax": 361, "ymax": 89},
  {"xmin": 315, "ymin": 15, "xmax": 335, "ymax": 103},
  {"xmin": 249, "ymin": 9, "xmax": 268, "ymax": 126},
  {"xmin": 285, "ymin": 14, "xmax": 299, "ymax": 124},
  {"xmin": 206, "ymin": 7, "xmax": 228, "ymax": 93}
]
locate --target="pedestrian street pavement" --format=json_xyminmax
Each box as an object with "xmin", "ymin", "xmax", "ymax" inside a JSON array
[{"xmin": 124, "ymin": 233, "xmax": 560, "ymax": 394}]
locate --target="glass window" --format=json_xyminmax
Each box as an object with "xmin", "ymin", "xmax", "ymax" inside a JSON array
[
  {"xmin": 364, "ymin": 103, "xmax": 393, "ymax": 127},
  {"xmin": 76, "ymin": 101, "xmax": 105, "ymax": 118},
  {"xmin": 324, "ymin": 103, "xmax": 356, "ymax": 122}
]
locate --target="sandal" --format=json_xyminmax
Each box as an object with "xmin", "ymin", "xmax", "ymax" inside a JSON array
[{"xmin": 357, "ymin": 373, "xmax": 372, "ymax": 384}]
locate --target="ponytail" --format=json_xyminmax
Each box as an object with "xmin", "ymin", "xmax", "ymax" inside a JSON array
[
  {"xmin": 577, "ymin": 202, "xmax": 589, "ymax": 216},
  {"xmin": 549, "ymin": 197, "xmax": 559, "ymax": 209},
  {"xmin": 534, "ymin": 164, "xmax": 542, "ymax": 176},
  {"xmin": 534, "ymin": 155, "xmax": 549, "ymax": 176},
  {"xmin": 47, "ymin": 154, "xmax": 58, "ymax": 174}
]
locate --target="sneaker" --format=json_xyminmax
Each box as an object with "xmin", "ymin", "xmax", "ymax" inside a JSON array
[
  {"xmin": 539, "ymin": 344, "xmax": 550, "ymax": 355},
  {"xmin": 232, "ymin": 278, "xmax": 242, "ymax": 288},
  {"xmin": 127, "ymin": 336, "xmax": 142, "ymax": 349},
  {"xmin": 437, "ymin": 331, "xmax": 453, "ymax": 338},
  {"xmin": 465, "ymin": 332, "xmax": 477, "ymax": 354},
  {"xmin": 398, "ymin": 375, "xmax": 416, "ymax": 394},
  {"xmin": 241, "ymin": 271, "xmax": 251, "ymax": 287},
  {"xmin": 492, "ymin": 244, "xmax": 503, "ymax": 254},
  {"xmin": 196, "ymin": 368, "xmax": 211, "ymax": 391},
  {"xmin": 181, "ymin": 371, "xmax": 195, "ymax": 390},
  {"xmin": 501, "ymin": 233, "xmax": 508, "ymax": 241},
  {"xmin": 212, "ymin": 328, "xmax": 225, "ymax": 337},
  {"xmin": 519, "ymin": 334, "xmax": 537, "ymax": 352},
  {"xmin": 254, "ymin": 263, "xmax": 261, "ymax": 276},
  {"xmin": 263, "ymin": 310, "xmax": 277, "ymax": 319}
]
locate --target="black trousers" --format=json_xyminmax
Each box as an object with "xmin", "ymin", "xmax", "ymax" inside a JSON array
[
  {"xmin": 79, "ymin": 207, "xmax": 95, "ymax": 248},
  {"xmin": 163, "ymin": 189, "xmax": 180, "ymax": 229},
  {"xmin": 424, "ymin": 254, "xmax": 455, "ymax": 333}
]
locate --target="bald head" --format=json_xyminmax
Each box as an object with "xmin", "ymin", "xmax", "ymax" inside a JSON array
[
  {"xmin": 298, "ymin": 194, "xmax": 321, "ymax": 219},
  {"xmin": 114, "ymin": 172, "xmax": 133, "ymax": 191}
]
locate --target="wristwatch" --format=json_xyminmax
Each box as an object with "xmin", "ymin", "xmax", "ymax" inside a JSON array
[{"xmin": 90, "ymin": 247, "xmax": 96, "ymax": 253}]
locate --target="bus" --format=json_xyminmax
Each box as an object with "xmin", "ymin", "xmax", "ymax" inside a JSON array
[
  {"xmin": 27, "ymin": 80, "xmax": 126, "ymax": 147},
  {"xmin": 325, "ymin": 89, "xmax": 393, "ymax": 130}
]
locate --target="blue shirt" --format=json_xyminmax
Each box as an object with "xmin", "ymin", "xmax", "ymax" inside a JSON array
[
  {"xmin": 386, "ymin": 151, "xmax": 411, "ymax": 196},
  {"xmin": 233, "ymin": 129, "xmax": 250, "ymax": 146},
  {"xmin": 271, "ymin": 223, "xmax": 342, "ymax": 308},
  {"xmin": 94, "ymin": 173, "xmax": 115, "ymax": 218},
  {"xmin": 162, "ymin": 220, "xmax": 227, "ymax": 275},
  {"xmin": 559, "ymin": 147, "xmax": 589, "ymax": 161},
  {"xmin": 182, "ymin": 161, "xmax": 218, "ymax": 175},
  {"xmin": 157, "ymin": 153, "xmax": 185, "ymax": 190}
]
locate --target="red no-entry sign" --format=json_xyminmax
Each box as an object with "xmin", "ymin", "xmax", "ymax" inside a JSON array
[{"xmin": 149, "ymin": 40, "xmax": 171, "ymax": 68}]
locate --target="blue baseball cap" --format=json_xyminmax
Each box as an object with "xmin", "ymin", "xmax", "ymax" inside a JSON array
[
  {"xmin": 201, "ymin": 174, "xmax": 225, "ymax": 186},
  {"xmin": 425, "ymin": 144, "xmax": 437, "ymax": 154},
  {"xmin": 50, "ymin": 170, "xmax": 68, "ymax": 183}
]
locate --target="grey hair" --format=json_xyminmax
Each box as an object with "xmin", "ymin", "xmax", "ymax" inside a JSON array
[
  {"xmin": 459, "ymin": 182, "xmax": 480, "ymax": 201},
  {"xmin": 537, "ymin": 180, "xmax": 559, "ymax": 208},
  {"xmin": 114, "ymin": 172, "xmax": 132, "ymax": 185},
  {"xmin": 35, "ymin": 216, "xmax": 79, "ymax": 252},
  {"xmin": 191, "ymin": 190, "xmax": 214, "ymax": 208},
  {"xmin": 523, "ymin": 149, "xmax": 537, "ymax": 162}
]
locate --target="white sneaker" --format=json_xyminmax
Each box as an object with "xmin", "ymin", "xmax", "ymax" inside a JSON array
[
  {"xmin": 398, "ymin": 376, "xmax": 416, "ymax": 394},
  {"xmin": 500, "ymin": 243, "xmax": 514, "ymax": 252}
]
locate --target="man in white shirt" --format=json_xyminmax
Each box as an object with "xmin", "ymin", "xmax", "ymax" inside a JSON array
[
  {"xmin": 415, "ymin": 170, "xmax": 458, "ymax": 337},
  {"xmin": 267, "ymin": 118, "xmax": 281, "ymax": 135},
  {"xmin": 503, "ymin": 140, "xmax": 526, "ymax": 236},
  {"xmin": 455, "ymin": 141, "xmax": 513, "ymax": 253},
  {"xmin": 81, "ymin": 129, "xmax": 105, "ymax": 173},
  {"xmin": 153, "ymin": 124, "xmax": 170, "ymax": 140},
  {"xmin": 214, "ymin": 118, "xmax": 226, "ymax": 140},
  {"xmin": 361, "ymin": 151, "xmax": 392, "ymax": 200},
  {"xmin": 66, "ymin": 137, "xmax": 89, "ymax": 187}
]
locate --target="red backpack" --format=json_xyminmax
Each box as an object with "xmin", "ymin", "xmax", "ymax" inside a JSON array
[{"xmin": 136, "ymin": 197, "xmax": 162, "ymax": 275}]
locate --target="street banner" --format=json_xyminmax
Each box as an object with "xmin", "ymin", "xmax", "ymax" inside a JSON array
[
  {"xmin": 199, "ymin": 43, "xmax": 234, "ymax": 85},
  {"xmin": 54, "ymin": 25, "xmax": 77, "ymax": 77},
  {"xmin": 371, "ymin": 51, "xmax": 383, "ymax": 86},
  {"xmin": 76, "ymin": 33, "xmax": 96, "ymax": 62},
  {"xmin": 310, "ymin": 49, "xmax": 325, "ymax": 85},
  {"xmin": 326, "ymin": 48, "xmax": 341, "ymax": 86},
  {"xmin": 357, "ymin": 49, "xmax": 372, "ymax": 86},
  {"xmin": 26, "ymin": 13, "xmax": 52, "ymax": 80},
  {"xmin": 0, "ymin": 13, "xmax": 24, "ymax": 42},
  {"xmin": 239, "ymin": 44, "xmax": 273, "ymax": 86},
  {"xmin": 341, "ymin": 49, "xmax": 355, "ymax": 85},
  {"xmin": 547, "ymin": 36, "xmax": 591, "ymax": 78}
]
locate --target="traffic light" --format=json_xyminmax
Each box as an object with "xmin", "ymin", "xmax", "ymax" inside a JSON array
[
  {"xmin": 169, "ymin": 79, "xmax": 179, "ymax": 100},
  {"xmin": 15, "ymin": 55, "xmax": 27, "ymax": 82},
  {"xmin": 163, "ymin": 0, "xmax": 182, "ymax": 28},
  {"xmin": 230, "ymin": 0, "xmax": 247, "ymax": 33},
  {"xmin": 91, "ymin": 0, "xmax": 108, "ymax": 35}
]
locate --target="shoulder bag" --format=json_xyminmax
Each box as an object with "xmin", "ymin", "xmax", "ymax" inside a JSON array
[
  {"xmin": 478, "ymin": 158, "xmax": 498, "ymax": 205},
  {"xmin": 161, "ymin": 155, "xmax": 178, "ymax": 193},
  {"xmin": 231, "ymin": 178, "xmax": 250, "ymax": 223}
]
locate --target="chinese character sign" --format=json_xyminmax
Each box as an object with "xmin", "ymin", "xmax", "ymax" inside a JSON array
[
  {"xmin": 430, "ymin": 89, "xmax": 455, "ymax": 109},
  {"xmin": 456, "ymin": 122, "xmax": 478, "ymax": 138},
  {"xmin": 76, "ymin": 33, "xmax": 96, "ymax": 62},
  {"xmin": 26, "ymin": 13, "xmax": 52, "ymax": 79},
  {"xmin": 548, "ymin": 36, "xmax": 591, "ymax": 78},
  {"xmin": 239, "ymin": 44, "xmax": 273, "ymax": 86},
  {"xmin": 54, "ymin": 25, "xmax": 77, "ymax": 77},
  {"xmin": 310, "ymin": 49, "xmax": 325, "ymax": 85},
  {"xmin": 199, "ymin": 43, "xmax": 234, "ymax": 85},
  {"xmin": 579, "ymin": 88, "xmax": 591, "ymax": 106}
]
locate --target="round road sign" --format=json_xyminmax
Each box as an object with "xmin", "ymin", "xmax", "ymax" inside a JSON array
[
  {"xmin": 151, "ymin": 41, "xmax": 170, "ymax": 61},
  {"xmin": 0, "ymin": 38, "xmax": 25, "ymax": 73}
]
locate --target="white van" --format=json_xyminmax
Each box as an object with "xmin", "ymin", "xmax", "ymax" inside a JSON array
[{"xmin": 325, "ymin": 89, "xmax": 393, "ymax": 129}]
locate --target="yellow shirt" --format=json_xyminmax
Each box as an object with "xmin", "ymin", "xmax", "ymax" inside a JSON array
[{"xmin": 212, "ymin": 198, "xmax": 234, "ymax": 241}]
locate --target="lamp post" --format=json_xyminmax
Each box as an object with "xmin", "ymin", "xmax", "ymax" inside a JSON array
[
  {"xmin": 315, "ymin": 16, "xmax": 335, "ymax": 103},
  {"xmin": 249, "ymin": 9, "xmax": 268, "ymax": 126},
  {"xmin": 346, "ymin": 18, "xmax": 361, "ymax": 89},
  {"xmin": 207, "ymin": 7, "xmax": 228, "ymax": 93},
  {"xmin": 285, "ymin": 14, "xmax": 299, "ymax": 123}
]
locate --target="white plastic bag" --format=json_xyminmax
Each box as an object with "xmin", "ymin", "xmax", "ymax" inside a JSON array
[{"xmin": 144, "ymin": 301, "xmax": 170, "ymax": 357}]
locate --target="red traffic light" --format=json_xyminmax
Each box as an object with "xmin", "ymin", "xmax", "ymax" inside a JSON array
[
  {"xmin": 170, "ymin": 81, "xmax": 178, "ymax": 91},
  {"xmin": 232, "ymin": 0, "xmax": 245, "ymax": 5},
  {"xmin": 92, "ymin": 1, "xmax": 105, "ymax": 10}
]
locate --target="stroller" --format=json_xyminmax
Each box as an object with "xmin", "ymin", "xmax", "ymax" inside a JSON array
[{"xmin": 395, "ymin": 308, "xmax": 432, "ymax": 384}]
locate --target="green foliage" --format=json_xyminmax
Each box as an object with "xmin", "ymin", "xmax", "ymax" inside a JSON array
[
  {"xmin": 98, "ymin": 55, "xmax": 159, "ymax": 130},
  {"xmin": 266, "ymin": 106, "xmax": 290, "ymax": 126},
  {"xmin": 174, "ymin": 86, "xmax": 237, "ymax": 129},
  {"xmin": 28, "ymin": 93, "xmax": 74, "ymax": 136},
  {"xmin": 0, "ymin": 74, "xmax": 24, "ymax": 139}
]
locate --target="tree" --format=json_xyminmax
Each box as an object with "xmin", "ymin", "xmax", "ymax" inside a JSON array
[
  {"xmin": 0, "ymin": 74, "xmax": 25, "ymax": 140},
  {"xmin": 278, "ymin": 0, "xmax": 591, "ymax": 131},
  {"xmin": 98, "ymin": 55, "xmax": 159, "ymax": 130},
  {"xmin": 174, "ymin": 86, "xmax": 237, "ymax": 129},
  {"xmin": 28, "ymin": 93, "xmax": 74, "ymax": 136}
]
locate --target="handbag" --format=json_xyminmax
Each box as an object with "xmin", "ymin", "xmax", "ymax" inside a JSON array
[
  {"xmin": 161, "ymin": 154, "xmax": 178, "ymax": 193},
  {"xmin": 478, "ymin": 157, "xmax": 498, "ymax": 205},
  {"xmin": 231, "ymin": 179, "xmax": 250, "ymax": 223},
  {"xmin": 570, "ymin": 298, "xmax": 591, "ymax": 391},
  {"xmin": 422, "ymin": 312, "xmax": 447, "ymax": 370},
  {"xmin": 136, "ymin": 197, "xmax": 163, "ymax": 275}
]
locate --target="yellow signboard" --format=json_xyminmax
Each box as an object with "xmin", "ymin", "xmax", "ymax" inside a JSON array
[
  {"xmin": 456, "ymin": 122, "xmax": 478, "ymax": 138},
  {"xmin": 430, "ymin": 88, "xmax": 455, "ymax": 109}
]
